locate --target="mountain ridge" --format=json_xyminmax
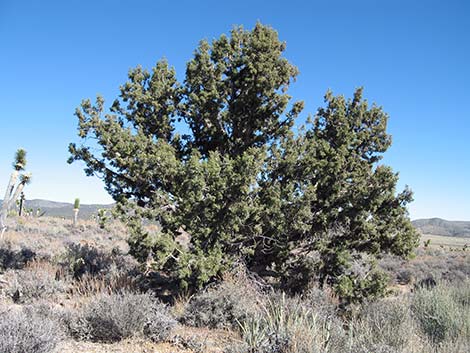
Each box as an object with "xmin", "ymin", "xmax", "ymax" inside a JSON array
[
  {"xmin": 2, "ymin": 199, "xmax": 469, "ymax": 237},
  {"xmin": 0, "ymin": 199, "xmax": 114, "ymax": 219},
  {"xmin": 412, "ymin": 218, "xmax": 470, "ymax": 238}
]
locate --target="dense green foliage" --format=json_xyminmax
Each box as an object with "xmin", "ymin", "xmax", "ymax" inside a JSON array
[{"xmin": 69, "ymin": 23, "xmax": 418, "ymax": 301}]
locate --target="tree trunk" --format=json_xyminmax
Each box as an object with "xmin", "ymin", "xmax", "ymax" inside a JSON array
[
  {"xmin": 1, "ymin": 170, "xmax": 19, "ymax": 239},
  {"xmin": 73, "ymin": 208, "xmax": 79, "ymax": 227},
  {"xmin": 2, "ymin": 170, "xmax": 18, "ymax": 211},
  {"xmin": 0, "ymin": 216, "xmax": 6, "ymax": 239},
  {"xmin": 19, "ymin": 194, "xmax": 24, "ymax": 216},
  {"xmin": 8, "ymin": 181, "xmax": 26, "ymax": 212}
]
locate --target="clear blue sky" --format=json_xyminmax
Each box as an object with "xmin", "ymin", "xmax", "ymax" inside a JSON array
[{"xmin": 0, "ymin": 0, "xmax": 469, "ymax": 220}]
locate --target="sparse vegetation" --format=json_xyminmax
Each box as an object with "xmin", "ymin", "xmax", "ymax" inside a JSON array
[
  {"xmin": 380, "ymin": 249, "xmax": 470, "ymax": 286},
  {"xmin": 0, "ymin": 215, "xmax": 467, "ymax": 351},
  {"xmin": 3, "ymin": 260, "xmax": 67, "ymax": 303}
]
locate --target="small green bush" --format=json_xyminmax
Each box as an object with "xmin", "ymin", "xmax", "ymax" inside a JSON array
[
  {"xmin": 411, "ymin": 280, "xmax": 470, "ymax": 344},
  {"xmin": 59, "ymin": 243, "xmax": 112, "ymax": 278}
]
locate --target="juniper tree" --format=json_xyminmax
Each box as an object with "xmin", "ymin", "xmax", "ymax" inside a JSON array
[
  {"xmin": 257, "ymin": 89, "xmax": 418, "ymax": 300},
  {"xmin": 69, "ymin": 23, "xmax": 418, "ymax": 300}
]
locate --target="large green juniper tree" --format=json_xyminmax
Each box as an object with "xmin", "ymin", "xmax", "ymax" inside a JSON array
[{"xmin": 69, "ymin": 23, "xmax": 418, "ymax": 302}]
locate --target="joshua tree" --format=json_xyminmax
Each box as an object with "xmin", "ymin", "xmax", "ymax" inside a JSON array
[
  {"xmin": 9, "ymin": 174, "xmax": 32, "ymax": 213},
  {"xmin": 73, "ymin": 198, "xmax": 80, "ymax": 227},
  {"xmin": 1, "ymin": 149, "xmax": 30, "ymax": 238}
]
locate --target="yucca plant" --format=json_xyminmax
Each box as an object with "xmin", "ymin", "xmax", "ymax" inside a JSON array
[{"xmin": 237, "ymin": 293, "xmax": 343, "ymax": 353}]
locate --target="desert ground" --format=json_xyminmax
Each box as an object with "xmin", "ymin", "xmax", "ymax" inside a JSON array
[{"xmin": 0, "ymin": 215, "xmax": 468, "ymax": 353}]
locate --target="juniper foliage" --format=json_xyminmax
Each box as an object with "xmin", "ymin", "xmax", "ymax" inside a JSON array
[{"xmin": 69, "ymin": 23, "xmax": 418, "ymax": 301}]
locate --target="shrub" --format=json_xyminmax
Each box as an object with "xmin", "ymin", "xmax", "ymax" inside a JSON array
[
  {"xmin": 59, "ymin": 242, "xmax": 113, "ymax": 278},
  {"xmin": 59, "ymin": 242, "xmax": 136, "ymax": 279},
  {"xmin": 330, "ymin": 250, "xmax": 390, "ymax": 305},
  {"xmin": 302, "ymin": 285, "xmax": 338, "ymax": 320},
  {"xmin": 182, "ymin": 270, "xmax": 263, "ymax": 329},
  {"xmin": 396, "ymin": 268, "xmax": 414, "ymax": 285},
  {"xmin": 352, "ymin": 298, "xmax": 414, "ymax": 352},
  {"xmin": 411, "ymin": 280, "xmax": 470, "ymax": 344},
  {"xmin": 4, "ymin": 261, "xmax": 68, "ymax": 303},
  {"xmin": 65, "ymin": 291, "xmax": 176, "ymax": 342},
  {"xmin": 0, "ymin": 304, "xmax": 64, "ymax": 353},
  {"xmin": 0, "ymin": 244, "xmax": 35, "ymax": 270}
]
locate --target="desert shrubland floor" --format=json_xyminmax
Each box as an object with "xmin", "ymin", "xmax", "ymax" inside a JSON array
[{"xmin": 0, "ymin": 216, "xmax": 469, "ymax": 353}]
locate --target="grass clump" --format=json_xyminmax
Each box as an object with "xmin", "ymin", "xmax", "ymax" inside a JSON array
[{"xmin": 232, "ymin": 293, "xmax": 347, "ymax": 353}]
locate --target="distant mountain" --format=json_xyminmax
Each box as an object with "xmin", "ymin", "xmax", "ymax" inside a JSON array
[
  {"xmin": 0, "ymin": 199, "xmax": 114, "ymax": 219},
  {"xmin": 2, "ymin": 199, "xmax": 469, "ymax": 236},
  {"xmin": 412, "ymin": 218, "xmax": 470, "ymax": 238}
]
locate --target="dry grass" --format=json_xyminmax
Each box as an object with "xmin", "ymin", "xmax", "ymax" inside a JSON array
[
  {"xmin": 420, "ymin": 233, "xmax": 469, "ymax": 249},
  {"xmin": 3, "ymin": 216, "xmax": 128, "ymax": 258},
  {"xmin": 380, "ymin": 246, "xmax": 470, "ymax": 286},
  {"xmin": 54, "ymin": 339, "xmax": 192, "ymax": 353},
  {"xmin": 68, "ymin": 272, "xmax": 139, "ymax": 298},
  {"xmin": 171, "ymin": 326, "xmax": 240, "ymax": 353}
]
